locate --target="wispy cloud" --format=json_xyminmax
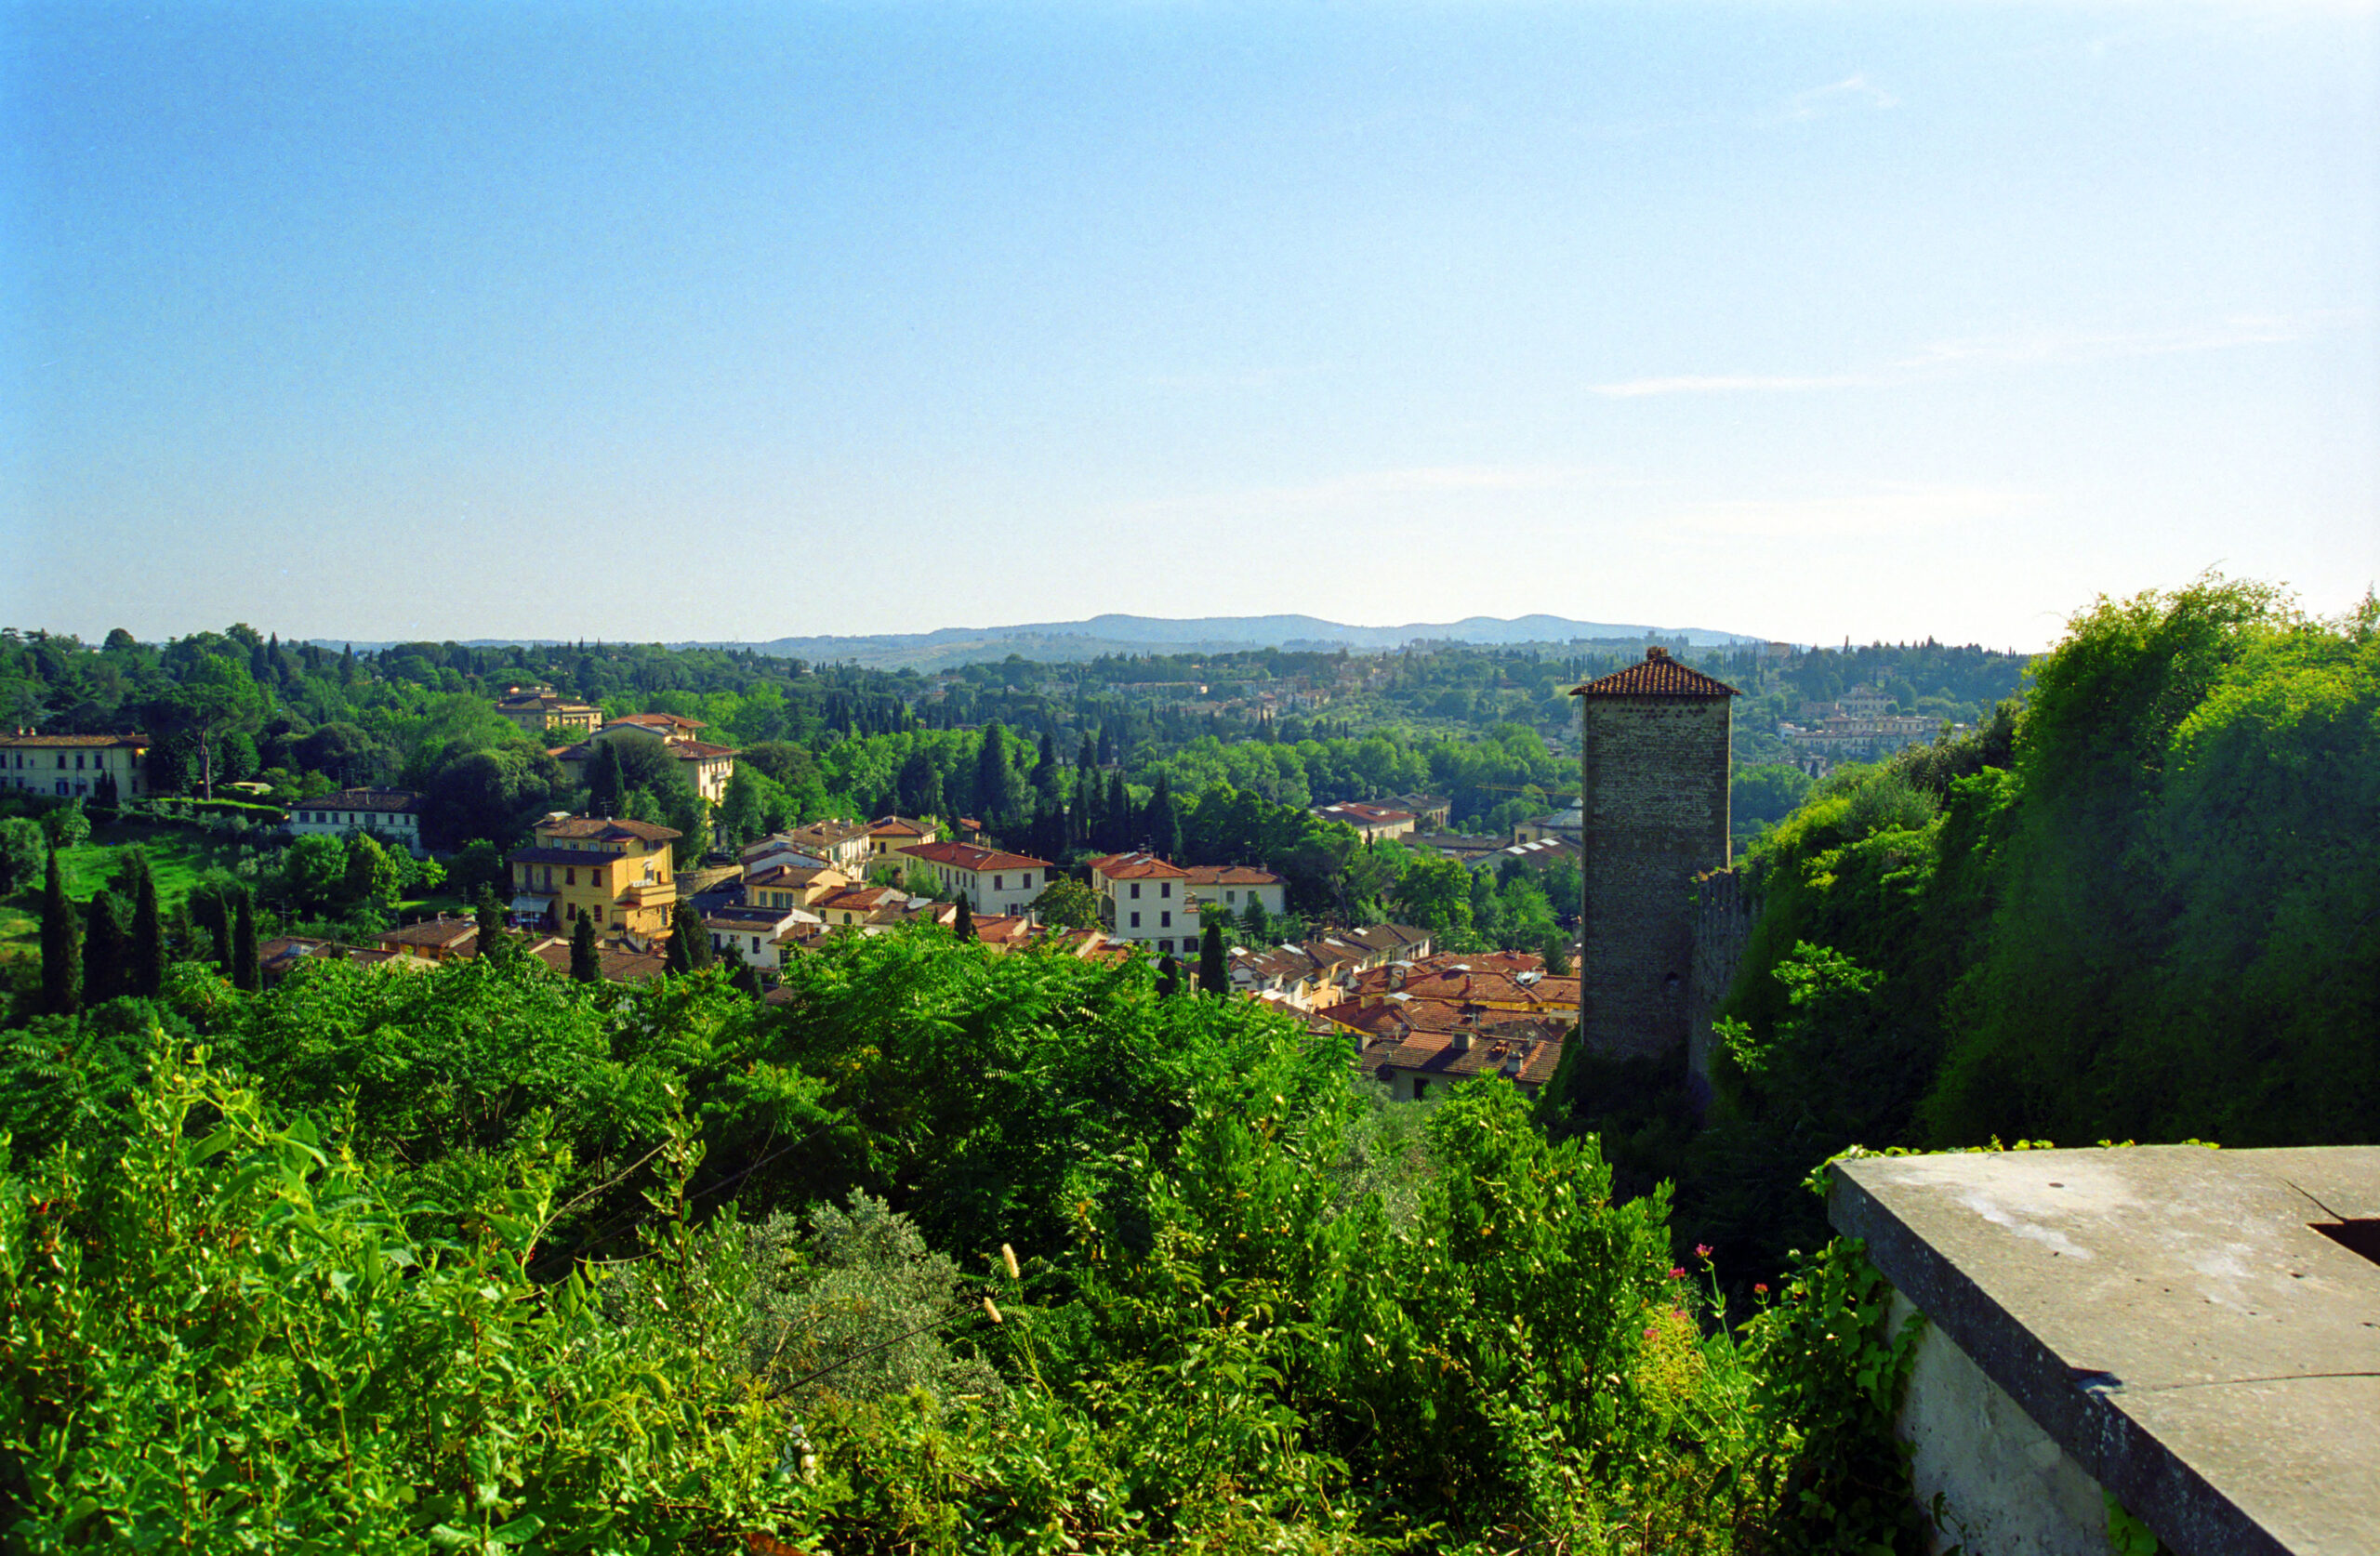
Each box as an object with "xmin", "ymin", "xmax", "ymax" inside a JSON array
[
  {"xmin": 1782, "ymin": 74, "xmax": 1900, "ymax": 122},
  {"xmin": 1589, "ymin": 316, "xmax": 2320, "ymax": 399}
]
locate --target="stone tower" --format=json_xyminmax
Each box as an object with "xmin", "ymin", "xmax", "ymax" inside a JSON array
[{"xmin": 1571, "ymin": 647, "xmax": 1738, "ymax": 1059}]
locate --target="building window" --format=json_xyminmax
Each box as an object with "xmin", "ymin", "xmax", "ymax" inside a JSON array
[
  {"xmin": 1129, "ymin": 912, "xmax": 1141, "ymax": 929},
  {"xmin": 993, "ymin": 875, "xmax": 1004, "ymax": 890},
  {"xmin": 1160, "ymin": 912, "xmax": 1171, "ymax": 929},
  {"xmin": 566, "ymin": 868, "xmax": 576, "ymax": 886},
  {"xmin": 1225, "ymin": 890, "xmax": 1237, "ymax": 903},
  {"xmin": 1020, "ymin": 873, "xmax": 1032, "ymax": 889},
  {"xmin": 1130, "ymin": 882, "xmax": 1141, "ymax": 899},
  {"xmin": 593, "ymin": 905, "xmax": 604, "ymax": 923},
  {"xmin": 1160, "ymin": 882, "xmax": 1170, "ymax": 898}
]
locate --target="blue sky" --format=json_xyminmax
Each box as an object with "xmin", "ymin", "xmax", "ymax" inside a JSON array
[{"xmin": 5, "ymin": 1, "xmax": 2374, "ymax": 650}]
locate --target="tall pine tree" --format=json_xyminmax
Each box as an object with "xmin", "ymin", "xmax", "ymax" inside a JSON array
[{"xmin": 40, "ymin": 848, "xmax": 79, "ymax": 1017}]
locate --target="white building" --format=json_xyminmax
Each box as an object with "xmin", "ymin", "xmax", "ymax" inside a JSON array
[
  {"xmin": 288, "ymin": 788, "xmax": 429, "ymax": 856},
  {"xmin": 1180, "ymin": 864, "xmax": 1287, "ymax": 922},
  {"xmin": 897, "ymin": 840, "xmax": 1054, "ymax": 919},
  {"xmin": 1086, "ymin": 851, "xmax": 1199, "ymax": 955}
]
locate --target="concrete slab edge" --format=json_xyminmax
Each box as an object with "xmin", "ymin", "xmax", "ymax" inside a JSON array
[{"xmin": 1830, "ymin": 1165, "xmax": 2288, "ymax": 1556}]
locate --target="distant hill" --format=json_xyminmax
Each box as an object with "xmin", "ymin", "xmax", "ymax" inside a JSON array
[
  {"xmin": 716, "ymin": 613, "xmax": 1762, "ymax": 671},
  {"xmin": 313, "ymin": 613, "xmax": 1765, "ymax": 672}
]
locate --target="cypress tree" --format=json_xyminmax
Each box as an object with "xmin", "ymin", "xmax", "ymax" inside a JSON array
[
  {"xmin": 82, "ymin": 890, "xmax": 127, "ymax": 1008},
  {"xmin": 588, "ymin": 741, "xmax": 624, "ymax": 818},
  {"xmin": 1198, "ymin": 915, "xmax": 1228, "ymax": 996},
  {"xmin": 40, "ymin": 848, "xmax": 80, "ymax": 1017},
  {"xmin": 195, "ymin": 884, "xmax": 232, "ymax": 976},
  {"xmin": 1031, "ymin": 732, "xmax": 1061, "ymax": 804},
  {"xmin": 952, "ymin": 895, "xmax": 973, "ymax": 941},
  {"xmin": 1144, "ymin": 775, "xmax": 1182, "ymax": 862},
  {"xmin": 473, "ymin": 885, "xmax": 513, "ymax": 968},
  {"xmin": 1156, "ymin": 953, "xmax": 1182, "ymax": 998},
  {"xmin": 974, "ymin": 722, "xmax": 1015, "ymax": 828},
  {"xmin": 1241, "ymin": 896, "xmax": 1270, "ymax": 947},
  {"xmin": 127, "ymin": 850, "xmax": 165, "ymax": 998},
  {"xmin": 231, "ymin": 890, "xmax": 259, "ymax": 992},
  {"xmin": 570, "ymin": 909, "xmax": 602, "ymax": 982},
  {"xmin": 673, "ymin": 898, "xmax": 713, "ymax": 969},
  {"xmin": 1105, "ymin": 771, "xmax": 1130, "ymax": 852}
]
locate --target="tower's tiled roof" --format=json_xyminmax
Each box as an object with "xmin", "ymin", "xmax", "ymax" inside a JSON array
[{"xmin": 1570, "ymin": 647, "xmax": 1739, "ymax": 699}]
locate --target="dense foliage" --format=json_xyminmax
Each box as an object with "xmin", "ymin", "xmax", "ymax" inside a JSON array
[{"xmin": 3, "ymin": 931, "xmax": 1920, "ymax": 1553}]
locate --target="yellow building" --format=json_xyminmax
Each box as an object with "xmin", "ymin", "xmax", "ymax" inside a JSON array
[
  {"xmin": 495, "ymin": 685, "xmax": 602, "ymax": 739},
  {"xmin": 0, "ymin": 731, "xmax": 152, "ymax": 800},
  {"xmin": 866, "ymin": 815, "xmax": 938, "ymax": 866},
  {"xmin": 507, "ymin": 814, "xmax": 680, "ymax": 940}
]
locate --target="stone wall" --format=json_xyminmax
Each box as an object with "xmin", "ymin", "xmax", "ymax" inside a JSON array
[
  {"xmin": 1577, "ymin": 696, "xmax": 1731, "ymax": 1059},
  {"xmin": 1684, "ymin": 866, "xmax": 1754, "ymax": 1104}
]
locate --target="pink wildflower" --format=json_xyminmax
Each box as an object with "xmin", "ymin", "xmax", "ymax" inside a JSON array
[
  {"xmin": 1695, "ymin": 1244, "xmax": 1713, "ymax": 1259},
  {"xmin": 1753, "ymin": 1283, "xmax": 1769, "ymax": 1296},
  {"xmin": 1668, "ymin": 1266, "xmax": 1686, "ymax": 1279}
]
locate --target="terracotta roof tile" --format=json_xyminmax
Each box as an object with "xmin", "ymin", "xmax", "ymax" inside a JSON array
[
  {"xmin": 902, "ymin": 840, "xmax": 1053, "ymax": 873},
  {"xmin": 1570, "ymin": 647, "xmax": 1739, "ymax": 699}
]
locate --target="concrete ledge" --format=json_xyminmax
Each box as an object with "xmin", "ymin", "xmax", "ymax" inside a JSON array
[{"xmin": 1831, "ymin": 1146, "xmax": 2380, "ymax": 1556}]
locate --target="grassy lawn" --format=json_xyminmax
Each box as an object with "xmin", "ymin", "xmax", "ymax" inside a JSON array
[
  {"xmin": 50, "ymin": 822, "xmax": 245, "ymax": 905},
  {"xmin": 0, "ymin": 903, "xmax": 34, "ymax": 968},
  {"xmin": 0, "ymin": 820, "xmax": 254, "ymax": 960}
]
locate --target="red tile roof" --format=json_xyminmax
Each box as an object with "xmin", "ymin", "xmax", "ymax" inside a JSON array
[
  {"xmin": 1357, "ymin": 1027, "xmax": 1567, "ymax": 1088},
  {"xmin": 1088, "ymin": 851, "xmax": 1190, "ymax": 879},
  {"xmin": 374, "ymin": 918, "xmax": 480, "ymax": 952},
  {"xmin": 1180, "ymin": 864, "xmax": 1283, "ymax": 887},
  {"xmin": 1571, "ymin": 647, "xmax": 1739, "ymax": 699},
  {"xmin": 536, "ymin": 816, "xmax": 681, "ymax": 843},
  {"xmin": 902, "ymin": 840, "xmax": 1052, "ymax": 873}
]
